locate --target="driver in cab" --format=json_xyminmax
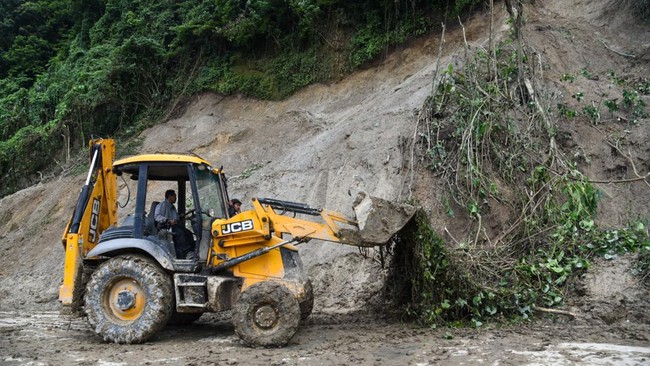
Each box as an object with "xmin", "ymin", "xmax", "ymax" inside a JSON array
[{"xmin": 155, "ymin": 189, "xmax": 196, "ymax": 260}]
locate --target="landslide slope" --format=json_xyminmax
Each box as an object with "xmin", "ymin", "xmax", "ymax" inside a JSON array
[{"xmin": 0, "ymin": 0, "xmax": 647, "ymax": 321}]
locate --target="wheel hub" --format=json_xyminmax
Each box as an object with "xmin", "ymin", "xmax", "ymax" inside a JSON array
[
  {"xmin": 115, "ymin": 290, "xmax": 136, "ymax": 310},
  {"xmin": 106, "ymin": 279, "xmax": 146, "ymax": 321},
  {"xmin": 254, "ymin": 305, "xmax": 278, "ymax": 329}
]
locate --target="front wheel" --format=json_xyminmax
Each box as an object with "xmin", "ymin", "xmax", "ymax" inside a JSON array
[
  {"xmin": 232, "ymin": 281, "xmax": 301, "ymax": 347},
  {"xmin": 84, "ymin": 255, "xmax": 173, "ymax": 343}
]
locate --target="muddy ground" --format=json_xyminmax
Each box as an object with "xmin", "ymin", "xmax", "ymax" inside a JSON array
[
  {"xmin": 1, "ymin": 0, "xmax": 649, "ymax": 364},
  {"xmin": 1, "ymin": 311, "xmax": 649, "ymax": 365}
]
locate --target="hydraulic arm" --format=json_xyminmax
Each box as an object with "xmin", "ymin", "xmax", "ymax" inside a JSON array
[{"xmin": 60, "ymin": 138, "xmax": 118, "ymax": 306}]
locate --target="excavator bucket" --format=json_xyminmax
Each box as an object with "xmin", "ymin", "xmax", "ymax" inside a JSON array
[{"xmin": 340, "ymin": 193, "xmax": 416, "ymax": 247}]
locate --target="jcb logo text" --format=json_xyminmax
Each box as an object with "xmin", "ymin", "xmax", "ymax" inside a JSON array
[
  {"xmin": 88, "ymin": 198, "xmax": 100, "ymax": 243},
  {"xmin": 222, "ymin": 219, "xmax": 254, "ymax": 235}
]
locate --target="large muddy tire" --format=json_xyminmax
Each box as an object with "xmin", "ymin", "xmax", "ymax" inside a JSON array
[
  {"xmin": 232, "ymin": 281, "xmax": 301, "ymax": 347},
  {"xmin": 167, "ymin": 311, "xmax": 203, "ymax": 326},
  {"xmin": 300, "ymin": 280, "xmax": 314, "ymax": 320},
  {"xmin": 84, "ymin": 255, "xmax": 173, "ymax": 344}
]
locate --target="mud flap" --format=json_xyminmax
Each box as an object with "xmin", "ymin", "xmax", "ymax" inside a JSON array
[
  {"xmin": 60, "ymin": 263, "xmax": 85, "ymax": 316},
  {"xmin": 60, "ymin": 233, "xmax": 88, "ymax": 315}
]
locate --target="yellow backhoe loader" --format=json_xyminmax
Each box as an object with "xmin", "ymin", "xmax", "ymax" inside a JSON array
[{"xmin": 60, "ymin": 138, "xmax": 414, "ymax": 347}]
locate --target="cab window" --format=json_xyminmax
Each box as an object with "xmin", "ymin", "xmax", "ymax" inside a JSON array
[{"xmin": 195, "ymin": 168, "xmax": 227, "ymax": 219}]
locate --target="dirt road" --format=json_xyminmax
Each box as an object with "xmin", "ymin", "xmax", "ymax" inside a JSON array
[{"xmin": 1, "ymin": 311, "xmax": 649, "ymax": 365}]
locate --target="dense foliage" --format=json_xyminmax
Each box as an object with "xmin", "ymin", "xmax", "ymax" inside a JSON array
[{"xmin": 0, "ymin": 0, "xmax": 485, "ymax": 197}]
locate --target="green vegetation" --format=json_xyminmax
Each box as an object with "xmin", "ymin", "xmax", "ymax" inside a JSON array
[
  {"xmin": 388, "ymin": 3, "xmax": 649, "ymax": 326},
  {"xmin": 393, "ymin": 211, "xmax": 648, "ymax": 326},
  {"xmin": 1, "ymin": 0, "xmax": 487, "ymax": 197},
  {"xmin": 556, "ymin": 70, "xmax": 648, "ymax": 125}
]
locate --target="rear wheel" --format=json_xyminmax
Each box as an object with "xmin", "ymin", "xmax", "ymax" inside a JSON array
[
  {"xmin": 84, "ymin": 255, "xmax": 173, "ymax": 343},
  {"xmin": 232, "ymin": 281, "xmax": 301, "ymax": 347}
]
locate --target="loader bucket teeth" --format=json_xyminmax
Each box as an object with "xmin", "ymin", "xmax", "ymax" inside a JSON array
[{"xmin": 340, "ymin": 193, "xmax": 416, "ymax": 246}]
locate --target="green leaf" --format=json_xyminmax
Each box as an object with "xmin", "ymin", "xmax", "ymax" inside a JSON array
[
  {"xmin": 472, "ymin": 294, "xmax": 483, "ymax": 306},
  {"xmin": 485, "ymin": 305, "xmax": 497, "ymax": 315}
]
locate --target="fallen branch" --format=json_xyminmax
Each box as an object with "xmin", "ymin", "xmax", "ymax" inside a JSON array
[
  {"xmin": 599, "ymin": 38, "xmax": 637, "ymax": 59},
  {"xmin": 473, "ymin": 213, "xmax": 482, "ymax": 246},
  {"xmin": 533, "ymin": 305, "xmax": 577, "ymax": 318},
  {"xmin": 587, "ymin": 176, "xmax": 650, "ymax": 184},
  {"xmin": 568, "ymin": 124, "xmax": 650, "ymax": 188},
  {"xmin": 605, "ymin": 139, "xmax": 650, "ymax": 189},
  {"xmin": 444, "ymin": 227, "xmax": 461, "ymax": 246}
]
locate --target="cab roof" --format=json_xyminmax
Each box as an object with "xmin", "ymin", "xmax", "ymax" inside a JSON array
[
  {"xmin": 114, "ymin": 153, "xmax": 211, "ymax": 166},
  {"xmin": 113, "ymin": 153, "xmax": 221, "ymax": 181}
]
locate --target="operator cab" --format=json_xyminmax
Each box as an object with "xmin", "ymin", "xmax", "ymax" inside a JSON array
[{"xmin": 101, "ymin": 154, "xmax": 230, "ymax": 266}]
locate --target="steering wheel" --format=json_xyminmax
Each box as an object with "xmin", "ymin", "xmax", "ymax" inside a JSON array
[
  {"xmin": 200, "ymin": 209, "xmax": 215, "ymax": 218},
  {"xmin": 180, "ymin": 209, "xmax": 196, "ymax": 220}
]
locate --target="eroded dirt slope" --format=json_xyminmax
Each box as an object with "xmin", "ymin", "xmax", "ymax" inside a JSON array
[
  {"xmin": 0, "ymin": 0, "xmax": 649, "ymax": 364},
  {"xmin": 0, "ymin": 0, "xmax": 500, "ymax": 314}
]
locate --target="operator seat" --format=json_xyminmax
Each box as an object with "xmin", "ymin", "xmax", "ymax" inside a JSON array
[
  {"xmin": 144, "ymin": 201, "xmax": 159, "ymax": 236},
  {"xmin": 145, "ymin": 201, "xmax": 177, "ymax": 258}
]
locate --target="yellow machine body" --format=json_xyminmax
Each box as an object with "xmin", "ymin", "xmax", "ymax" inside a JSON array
[{"xmin": 59, "ymin": 138, "xmax": 360, "ymax": 307}]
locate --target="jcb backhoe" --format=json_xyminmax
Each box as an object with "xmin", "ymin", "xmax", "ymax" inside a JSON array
[{"xmin": 60, "ymin": 138, "xmax": 414, "ymax": 347}]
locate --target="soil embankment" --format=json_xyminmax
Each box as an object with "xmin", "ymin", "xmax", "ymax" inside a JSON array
[{"xmin": 0, "ymin": 1, "xmax": 648, "ymax": 364}]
